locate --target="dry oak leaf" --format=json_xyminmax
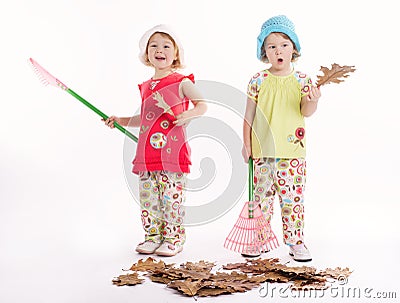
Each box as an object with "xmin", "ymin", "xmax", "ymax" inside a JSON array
[
  {"xmin": 316, "ymin": 63, "xmax": 356, "ymax": 87},
  {"xmin": 223, "ymin": 258, "xmax": 280, "ymax": 274},
  {"xmin": 180, "ymin": 260, "xmax": 215, "ymax": 272},
  {"xmin": 221, "ymin": 281, "xmax": 256, "ymax": 293},
  {"xmin": 147, "ymin": 269, "xmax": 183, "ymax": 284},
  {"xmin": 243, "ymin": 258, "xmax": 288, "ymax": 274},
  {"xmin": 254, "ymin": 271, "xmax": 292, "ymax": 284},
  {"xmin": 291, "ymin": 279, "xmax": 329, "ymax": 290},
  {"xmin": 197, "ymin": 287, "xmax": 234, "ymax": 297},
  {"xmin": 149, "ymin": 267, "xmax": 211, "ymax": 283},
  {"xmin": 129, "ymin": 257, "xmax": 167, "ymax": 272},
  {"xmin": 222, "ymin": 262, "xmax": 247, "ymax": 271},
  {"xmin": 168, "ymin": 279, "xmax": 205, "ymax": 297},
  {"xmin": 273, "ymin": 264, "xmax": 318, "ymax": 277},
  {"xmin": 209, "ymin": 273, "xmax": 261, "ymax": 293},
  {"xmin": 166, "ymin": 267, "xmax": 211, "ymax": 280},
  {"xmin": 148, "ymin": 274, "xmax": 175, "ymax": 285},
  {"xmin": 112, "ymin": 272, "xmax": 144, "ymax": 286},
  {"xmin": 318, "ymin": 267, "xmax": 353, "ymax": 279},
  {"xmin": 211, "ymin": 271, "xmax": 249, "ymax": 281}
]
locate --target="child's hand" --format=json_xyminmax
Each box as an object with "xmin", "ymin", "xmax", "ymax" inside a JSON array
[
  {"xmin": 307, "ymin": 86, "xmax": 321, "ymax": 102},
  {"xmin": 242, "ymin": 144, "xmax": 252, "ymax": 163},
  {"xmin": 174, "ymin": 110, "xmax": 194, "ymax": 126},
  {"xmin": 103, "ymin": 115, "xmax": 120, "ymax": 128}
]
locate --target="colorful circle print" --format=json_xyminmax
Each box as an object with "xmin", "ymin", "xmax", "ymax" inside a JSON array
[
  {"xmin": 150, "ymin": 132, "xmax": 167, "ymax": 149},
  {"xmin": 160, "ymin": 120, "xmax": 170, "ymax": 129},
  {"xmin": 278, "ymin": 160, "xmax": 289, "ymax": 169},
  {"xmin": 290, "ymin": 159, "xmax": 299, "ymax": 167},
  {"xmin": 146, "ymin": 111, "xmax": 155, "ymax": 121}
]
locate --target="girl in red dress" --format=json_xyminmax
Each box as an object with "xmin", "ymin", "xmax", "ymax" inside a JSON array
[{"xmin": 104, "ymin": 24, "xmax": 207, "ymax": 256}]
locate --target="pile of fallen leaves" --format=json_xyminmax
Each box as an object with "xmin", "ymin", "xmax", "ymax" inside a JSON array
[{"xmin": 112, "ymin": 257, "xmax": 352, "ymax": 298}]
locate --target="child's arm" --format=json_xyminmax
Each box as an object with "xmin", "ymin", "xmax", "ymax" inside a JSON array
[
  {"xmin": 242, "ymin": 97, "xmax": 257, "ymax": 162},
  {"xmin": 104, "ymin": 114, "xmax": 141, "ymax": 128},
  {"xmin": 300, "ymin": 86, "xmax": 321, "ymax": 117},
  {"xmin": 174, "ymin": 80, "xmax": 207, "ymax": 126}
]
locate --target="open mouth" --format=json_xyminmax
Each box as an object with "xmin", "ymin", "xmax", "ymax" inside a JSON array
[
  {"xmin": 155, "ymin": 56, "xmax": 166, "ymax": 61},
  {"xmin": 278, "ymin": 58, "xmax": 284, "ymax": 63}
]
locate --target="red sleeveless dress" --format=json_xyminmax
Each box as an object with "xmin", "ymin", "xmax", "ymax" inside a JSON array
[{"xmin": 132, "ymin": 73, "xmax": 194, "ymax": 174}]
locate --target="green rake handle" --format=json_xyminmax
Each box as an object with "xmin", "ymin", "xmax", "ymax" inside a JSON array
[
  {"xmin": 248, "ymin": 158, "xmax": 255, "ymax": 218},
  {"xmin": 29, "ymin": 58, "xmax": 138, "ymax": 143},
  {"xmin": 67, "ymin": 89, "xmax": 138, "ymax": 143}
]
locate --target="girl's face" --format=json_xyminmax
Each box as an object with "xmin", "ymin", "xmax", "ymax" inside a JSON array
[
  {"xmin": 264, "ymin": 33, "xmax": 294, "ymax": 74},
  {"xmin": 147, "ymin": 33, "xmax": 177, "ymax": 71}
]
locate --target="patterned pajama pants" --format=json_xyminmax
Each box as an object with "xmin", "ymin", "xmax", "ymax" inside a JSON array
[
  {"xmin": 139, "ymin": 171, "xmax": 186, "ymax": 246},
  {"xmin": 253, "ymin": 158, "xmax": 306, "ymax": 246}
]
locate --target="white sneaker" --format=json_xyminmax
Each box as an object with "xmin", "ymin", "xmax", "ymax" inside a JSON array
[
  {"xmin": 135, "ymin": 241, "xmax": 161, "ymax": 254},
  {"xmin": 154, "ymin": 242, "xmax": 183, "ymax": 257},
  {"xmin": 289, "ymin": 244, "xmax": 312, "ymax": 262}
]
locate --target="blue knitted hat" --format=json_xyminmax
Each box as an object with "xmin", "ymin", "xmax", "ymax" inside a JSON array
[{"xmin": 257, "ymin": 15, "xmax": 301, "ymax": 61}]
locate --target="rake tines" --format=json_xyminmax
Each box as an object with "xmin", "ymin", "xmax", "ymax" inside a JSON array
[
  {"xmin": 224, "ymin": 201, "xmax": 279, "ymax": 254},
  {"xmin": 224, "ymin": 158, "xmax": 279, "ymax": 255},
  {"xmin": 29, "ymin": 58, "xmax": 68, "ymax": 90}
]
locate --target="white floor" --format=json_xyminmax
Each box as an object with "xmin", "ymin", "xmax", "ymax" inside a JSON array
[{"xmin": 1, "ymin": 167, "xmax": 399, "ymax": 303}]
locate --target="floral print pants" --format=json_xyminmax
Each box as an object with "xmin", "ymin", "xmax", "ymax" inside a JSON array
[
  {"xmin": 253, "ymin": 158, "xmax": 306, "ymax": 246},
  {"xmin": 139, "ymin": 171, "xmax": 186, "ymax": 246}
]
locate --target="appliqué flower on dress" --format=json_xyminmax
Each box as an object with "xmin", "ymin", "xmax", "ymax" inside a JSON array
[
  {"xmin": 152, "ymin": 91, "xmax": 175, "ymax": 116},
  {"xmin": 287, "ymin": 127, "xmax": 305, "ymax": 148},
  {"xmin": 139, "ymin": 125, "xmax": 149, "ymax": 134},
  {"xmin": 149, "ymin": 80, "xmax": 160, "ymax": 90}
]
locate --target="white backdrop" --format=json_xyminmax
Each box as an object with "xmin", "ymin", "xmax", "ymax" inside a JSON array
[{"xmin": 1, "ymin": 1, "xmax": 399, "ymax": 302}]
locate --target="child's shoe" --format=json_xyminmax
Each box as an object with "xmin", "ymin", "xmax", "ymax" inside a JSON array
[
  {"xmin": 289, "ymin": 244, "xmax": 312, "ymax": 262},
  {"xmin": 154, "ymin": 242, "xmax": 183, "ymax": 257},
  {"xmin": 135, "ymin": 241, "xmax": 161, "ymax": 254}
]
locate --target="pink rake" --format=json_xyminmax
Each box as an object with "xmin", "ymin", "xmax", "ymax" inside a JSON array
[
  {"xmin": 29, "ymin": 58, "xmax": 138, "ymax": 142},
  {"xmin": 224, "ymin": 158, "xmax": 279, "ymax": 255}
]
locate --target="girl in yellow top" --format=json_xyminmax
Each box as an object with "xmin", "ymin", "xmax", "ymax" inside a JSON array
[{"xmin": 242, "ymin": 15, "xmax": 321, "ymax": 262}]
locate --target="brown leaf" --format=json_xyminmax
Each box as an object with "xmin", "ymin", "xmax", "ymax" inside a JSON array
[
  {"xmin": 318, "ymin": 267, "xmax": 353, "ymax": 279},
  {"xmin": 256, "ymin": 271, "xmax": 291, "ymax": 283},
  {"xmin": 180, "ymin": 260, "xmax": 215, "ymax": 272},
  {"xmin": 278, "ymin": 264, "xmax": 317, "ymax": 276},
  {"xmin": 129, "ymin": 257, "xmax": 166, "ymax": 272},
  {"xmin": 224, "ymin": 281, "xmax": 256, "ymax": 292},
  {"xmin": 112, "ymin": 272, "xmax": 144, "ymax": 286},
  {"xmin": 168, "ymin": 279, "xmax": 204, "ymax": 296},
  {"xmin": 316, "ymin": 63, "xmax": 356, "ymax": 87},
  {"xmin": 147, "ymin": 270, "xmax": 182, "ymax": 284},
  {"xmin": 223, "ymin": 262, "xmax": 247, "ymax": 270},
  {"xmin": 148, "ymin": 274, "xmax": 174, "ymax": 284},
  {"xmin": 239, "ymin": 258, "xmax": 285, "ymax": 274},
  {"xmin": 197, "ymin": 287, "xmax": 234, "ymax": 297},
  {"xmin": 149, "ymin": 266, "xmax": 211, "ymax": 283},
  {"xmin": 211, "ymin": 271, "xmax": 249, "ymax": 281},
  {"xmin": 291, "ymin": 279, "xmax": 329, "ymax": 290},
  {"xmin": 168, "ymin": 267, "xmax": 211, "ymax": 280}
]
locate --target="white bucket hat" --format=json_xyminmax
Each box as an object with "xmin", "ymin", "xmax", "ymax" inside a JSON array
[{"xmin": 138, "ymin": 24, "xmax": 185, "ymax": 66}]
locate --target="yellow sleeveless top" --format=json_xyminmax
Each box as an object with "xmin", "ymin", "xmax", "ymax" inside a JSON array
[{"xmin": 247, "ymin": 69, "xmax": 312, "ymax": 158}]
